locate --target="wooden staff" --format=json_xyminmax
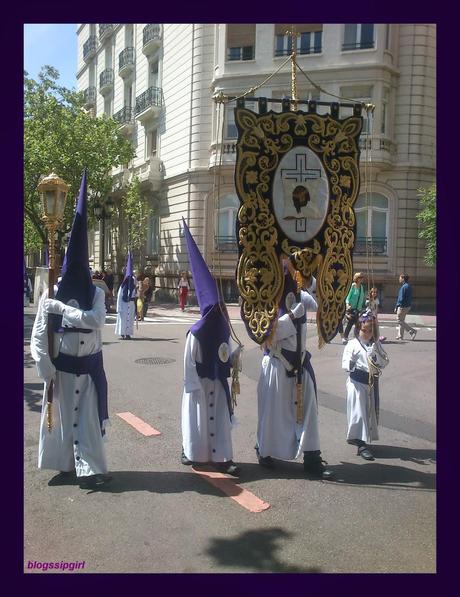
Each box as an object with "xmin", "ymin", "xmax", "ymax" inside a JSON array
[{"xmin": 46, "ymin": 225, "xmax": 58, "ymax": 432}]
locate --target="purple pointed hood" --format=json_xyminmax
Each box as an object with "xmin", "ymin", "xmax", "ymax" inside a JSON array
[
  {"xmin": 55, "ymin": 170, "xmax": 95, "ymax": 313},
  {"xmin": 182, "ymin": 218, "xmax": 233, "ymax": 415},
  {"xmin": 121, "ymin": 250, "xmax": 136, "ymax": 302}
]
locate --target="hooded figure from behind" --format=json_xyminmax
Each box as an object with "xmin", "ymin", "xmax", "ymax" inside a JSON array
[
  {"xmin": 180, "ymin": 218, "xmax": 241, "ymax": 477},
  {"xmin": 115, "ymin": 250, "xmax": 137, "ymax": 340},
  {"xmin": 30, "ymin": 170, "xmax": 111, "ymax": 487}
]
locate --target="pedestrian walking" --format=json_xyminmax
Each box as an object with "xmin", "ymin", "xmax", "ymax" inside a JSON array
[
  {"xmin": 30, "ymin": 170, "xmax": 111, "ymax": 488},
  {"xmin": 342, "ymin": 313, "xmax": 389, "ymax": 460},
  {"xmin": 140, "ymin": 277, "xmax": 153, "ymax": 320},
  {"xmin": 178, "ymin": 271, "xmax": 190, "ymax": 311},
  {"xmin": 342, "ymin": 272, "xmax": 366, "ymax": 344},
  {"xmin": 395, "ymin": 273, "xmax": 417, "ymax": 340},
  {"xmin": 365, "ymin": 287, "xmax": 386, "ymax": 342},
  {"xmin": 180, "ymin": 219, "xmax": 241, "ymax": 476},
  {"xmin": 255, "ymin": 261, "xmax": 333, "ymax": 479},
  {"xmin": 115, "ymin": 251, "xmax": 137, "ymax": 340}
]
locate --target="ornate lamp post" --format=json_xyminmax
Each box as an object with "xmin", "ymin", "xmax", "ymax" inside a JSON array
[
  {"xmin": 37, "ymin": 172, "xmax": 69, "ymax": 431},
  {"xmin": 94, "ymin": 196, "xmax": 115, "ymax": 269}
]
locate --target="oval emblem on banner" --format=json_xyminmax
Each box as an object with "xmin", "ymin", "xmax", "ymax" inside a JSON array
[
  {"xmin": 273, "ymin": 146, "xmax": 329, "ymax": 244},
  {"xmin": 218, "ymin": 342, "xmax": 230, "ymax": 363},
  {"xmin": 67, "ymin": 298, "xmax": 79, "ymax": 308}
]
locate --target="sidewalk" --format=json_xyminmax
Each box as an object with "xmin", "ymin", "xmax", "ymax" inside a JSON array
[{"xmin": 23, "ymin": 303, "xmax": 437, "ymax": 328}]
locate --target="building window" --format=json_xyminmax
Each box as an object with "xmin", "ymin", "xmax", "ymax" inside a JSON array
[
  {"xmin": 381, "ymin": 88, "xmax": 389, "ymax": 135},
  {"xmin": 216, "ymin": 194, "xmax": 239, "ymax": 250},
  {"xmin": 149, "ymin": 60, "xmax": 159, "ymax": 88},
  {"xmin": 148, "ymin": 128, "xmax": 158, "ymax": 157},
  {"xmin": 340, "ymin": 85, "xmax": 373, "ymax": 134},
  {"xmin": 385, "ymin": 24, "xmax": 390, "ymax": 50},
  {"xmin": 124, "ymin": 83, "xmax": 132, "ymax": 108},
  {"xmin": 354, "ymin": 192, "xmax": 388, "ymax": 255},
  {"xmin": 275, "ymin": 24, "xmax": 323, "ymax": 56},
  {"xmin": 125, "ymin": 24, "xmax": 134, "ymax": 47},
  {"xmin": 226, "ymin": 24, "xmax": 255, "ymax": 61},
  {"xmin": 224, "ymin": 101, "xmax": 256, "ymax": 139},
  {"xmin": 104, "ymin": 96, "xmax": 112, "ymax": 116},
  {"xmin": 343, "ymin": 24, "xmax": 375, "ymax": 51},
  {"xmin": 147, "ymin": 213, "xmax": 159, "ymax": 255}
]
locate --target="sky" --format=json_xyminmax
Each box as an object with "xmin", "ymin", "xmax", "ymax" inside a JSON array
[{"xmin": 24, "ymin": 24, "xmax": 78, "ymax": 89}]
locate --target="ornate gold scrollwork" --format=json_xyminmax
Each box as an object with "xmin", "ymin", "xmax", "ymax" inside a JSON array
[{"xmin": 235, "ymin": 107, "xmax": 362, "ymax": 346}]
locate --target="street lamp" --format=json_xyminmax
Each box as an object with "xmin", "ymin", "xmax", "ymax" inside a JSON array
[
  {"xmin": 38, "ymin": 172, "xmax": 69, "ymax": 286},
  {"xmin": 93, "ymin": 196, "xmax": 115, "ymax": 269},
  {"xmin": 37, "ymin": 172, "xmax": 69, "ymax": 432}
]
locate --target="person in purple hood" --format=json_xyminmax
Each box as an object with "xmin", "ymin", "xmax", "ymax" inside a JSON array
[
  {"xmin": 31, "ymin": 171, "xmax": 111, "ymax": 488},
  {"xmin": 180, "ymin": 219, "xmax": 242, "ymax": 477}
]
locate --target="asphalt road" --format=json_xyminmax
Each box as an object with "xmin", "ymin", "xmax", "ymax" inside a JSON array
[{"xmin": 23, "ymin": 306, "xmax": 436, "ymax": 573}]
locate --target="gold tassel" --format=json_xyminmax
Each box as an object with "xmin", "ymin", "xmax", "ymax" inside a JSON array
[
  {"xmin": 296, "ymin": 381, "xmax": 303, "ymax": 423},
  {"xmin": 47, "ymin": 400, "xmax": 53, "ymax": 433}
]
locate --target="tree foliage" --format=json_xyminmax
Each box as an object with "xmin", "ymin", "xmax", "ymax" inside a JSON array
[
  {"xmin": 122, "ymin": 176, "xmax": 153, "ymax": 254},
  {"xmin": 416, "ymin": 183, "xmax": 436, "ymax": 266},
  {"xmin": 24, "ymin": 66, "xmax": 135, "ymax": 253}
]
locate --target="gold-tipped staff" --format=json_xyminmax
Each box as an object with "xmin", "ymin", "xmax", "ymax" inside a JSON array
[{"xmin": 37, "ymin": 173, "xmax": 69, "ymax": 432}]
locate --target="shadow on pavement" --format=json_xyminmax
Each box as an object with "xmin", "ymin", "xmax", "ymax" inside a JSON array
[
  {"xmin": 24, "ymin": 382, "xmax": 43, "ymax": 413},
  {"xmin": 73, "ymin": 470, "xmax": 253, "ymax": 498},
  {"xmin": 205, "ymin": 528, "xmax": 321, "ymax": 573},
  {"xmin": 371, "ymin": 444, "xmax": 436, "ymax": 464},
  {"xmin": 328, "ymin": 460, "xmax": 435, "ymax": 491}
]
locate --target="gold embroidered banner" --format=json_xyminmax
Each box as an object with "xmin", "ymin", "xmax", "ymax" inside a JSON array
[{"xmin": 234, "ymin": 104, "xmax": 362, "ymax": 347}]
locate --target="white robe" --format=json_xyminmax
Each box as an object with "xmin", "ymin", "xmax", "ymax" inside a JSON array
[
  {"xmin": 30, "ymin": 287, "xmax": 108, "ymax": 477},
  {"xmin": 342, "ymin": 337, "xmax": 389, "ymax": 443},
  {"xmin": 181, "ymin": 332, "xmax": 236, "ymax": 463},
  {"xmin": 115, "ymin": 284, "xmax": 136, "ymax": 337},
  {"xmin": 257, "ymin": 290, "xmax": 320, "ymax": 460}
]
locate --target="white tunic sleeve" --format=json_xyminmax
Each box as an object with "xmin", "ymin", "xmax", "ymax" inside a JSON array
[
  {"xmin": 30, "ymin": 291, "xmax": 56, "ymax": 382},
  {"xmin": 301, "ymin": 289, "xmax": 317, "ymax": 313},
  {"xmin": 183, "ymin": 333, "xmax": 204, "ymax": 393},
  {"xmin": 342, "ymin": 339, "xmax": 361, "ymax": 372},
  {"xmin": 61, "ymin": 287, "xmax": 106, "ymax": 330}
]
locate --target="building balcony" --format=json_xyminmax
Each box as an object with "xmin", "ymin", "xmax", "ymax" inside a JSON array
[
  {"xmin": 209, "ymin": 141, "xmax": 237, "ymax": 169},
  {"xmin": 354, "ymin": 236, "xmax": 387, "ymax": 256},
  {"xmin": 138, "ymin": 156, "xmax": 164, "ymax": 191},
  {"xmin": 134, "ymin": 86, "xmax": 163, "ymax": 122},
  {"xmin": 142, "ymin": 24, "xmax": 162, "ymax": 55},
  {"xmin": 83, "ymin": 35, "xmax": 97, "ymax": 62},
  {"xmin": 119, "ymin": 47, "xmax": 135, "ymax": 78},
  {"xmin": 358, "ymin": 135, "xmax": 395, "ymax": 169},
  {"xmin": 215, "ymin": 236, "xmax": 238, "ymax": 253},
  {"xmin": 99, "ymin": 24, "xmax": 115, "ymax": 42},
  {"xmin": 99, "ymin": 68, "xmax": 114, "ymax": 95},
  {"xmin": 113, "ymin": 106, "xmax": 135, "ymax": 134},
  {"xmin": 83, "ymin": 86, "xmax": 97, "ymax": 107}
]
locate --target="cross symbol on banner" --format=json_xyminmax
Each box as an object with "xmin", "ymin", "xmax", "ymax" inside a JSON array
[{"xmin": 281, "ymin": 153, "xmax": 321, "ymax": 183}]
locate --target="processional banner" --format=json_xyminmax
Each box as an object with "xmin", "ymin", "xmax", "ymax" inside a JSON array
[{"xmin": 234, "ymin": 100, "xmax": 363, "ymax": 347}]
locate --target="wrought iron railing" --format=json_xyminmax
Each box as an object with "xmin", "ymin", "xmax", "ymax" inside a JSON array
[
  {"xmin": 354, "ymin": 236, "xmax": 387, "ymax": 255},
  {"xmin": 119, "ymin": 47, "xmax": 135, "ymax": 71},
  {"xmin": 99, "ymin": 24, "xmax": 114, "ymax": 39},
  {"xmin": 275, "ymin": 46, "xmax": 322, "ymax": 56},
  {"xmin": 83, "ymin": 86, "xmax": 97, "ymax": 105},
  {"xmin": 83, "ymin": 35, "xmax": 97, "ymax": 60},
  {"xmin": 227, "ymin": 46, "xmax": 254, "ymax": 61},
  {"xmin": 342, "ymin": 41, "xmax": 374, "ymax": 51},
  {"xmin": 113, "ymin": 106, "xmax": 134, "ymax": 125},
  {"xmin": 99, "ymin": 68, "xmax": 114, "ymax": 89},
  {"xmin": 215, "ymin": 236, "xmax": 238, "ymax": 252},
  {"xmin": 134, "ymin": 86, "xmax": 163, "ymax": 116},
  {"xmin": 143, "ymin": 24, "xmax": 161, "ymax": 47}
]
